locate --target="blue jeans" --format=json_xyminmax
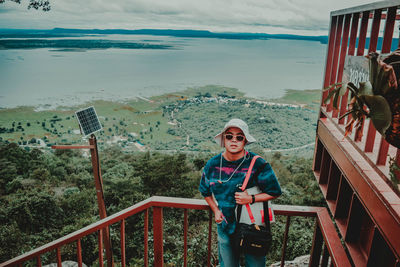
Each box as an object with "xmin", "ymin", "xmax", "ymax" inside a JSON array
[{"xmin": 217, "ymin": 224, "xmax": 266, "ymax": 267}]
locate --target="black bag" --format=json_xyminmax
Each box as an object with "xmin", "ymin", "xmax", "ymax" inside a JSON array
[
  {"xmin": 231, "ymin": 201, "xmax": 272, "ymax": 256},
  {"xmin": 231, "ymin": 161, "xmax": 272, "ymax": 256}
]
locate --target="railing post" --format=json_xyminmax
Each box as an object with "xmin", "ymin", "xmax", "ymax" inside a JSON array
[
  {"xmin": 369, "ymin": 9, "xmax": 382, "ymax": 53},
  {"xmin": 327, "ymin": 15, "xmax": 344, "ymax": 113},
  {"xmin": 56, "ymin": 247, "xmax": 62, "ymax": 267},
  {"xmin": 120, "ymin": 219, "xmax": 126, "ymax": 267},
  {"xmin": 353, "ymin": 11, "xmax": 370, "ymax": 141},
  {"xmin": 77, "ymin": 239, "xmax": 82, "ymax": 267},
  {"xmin": 395, "ymin": 149, "xmax": 400, "ymax": 181},
  {"xmin": 153, "ymin": 207, "xmax": 164, "ymax": 267},
  {"xmin": 321, "ymin": 244, "xmax": 330, "ymax": 267},
  {"xmin": 332, "ymin": 14, "xmax": 350, "ymax": 119},
  {"xmin": 381, "ymin": 6, "xmax": 397, "ymax": 53},
  {"xmin": 357, "ymin": 11, "xmax": 369, "ymax": 56},
  {"xmin": 309, "ymin": 221, "xmax": 323, "ymax": 267},
  {"xmin": 364, "ymin": 121, "xmax": 377, "ymax": 152},
  {"xmin": 183, "ymin": 209, "xmax": 188, "ymax": 267},
  {"xmin": 340, "ymin": 12, "xmax": 359, "ymax": 125},
  {"xmin": 335, "ymin": 13, "xmax": 351, "ymax": 121},
  {"xmin": 322, "ymin": 16, "xmax": 338, "ymax": 104},
  {"xmin": 99, "ymin": 229, "xmax": 104, "ymax": 267},
  {"xmin": 363, "ymin": 9, "xmax": 383, "ymax": 148},
  {"xmin": 36, "ymin": 256, "xmax": 42, "ymax": 267},
  {"xmin": 280, "ymin": 216, "xmax": 291, "ymax": 267},
  {"xmin": 208, "ymin": 209, "xmax": 212, "ymax": 267},
  {"xmin": 374, "ymin": 6, "xmax": 397, "ymax": 167},
  {"xmin": 377, "ymin": 138, "xmax": 389, "ymax": 165},
  {"xmin": 144, "ymin": 209, "xmax": 149, "ymax": 267}
]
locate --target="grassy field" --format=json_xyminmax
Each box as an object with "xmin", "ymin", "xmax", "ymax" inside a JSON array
[
  {"xmin": 0, "ymin": 85, "xmax": 320, "ymax": 153},
  {"xmin": 270, "ymin": 89, "xmax": 321, "ymax": 110}
]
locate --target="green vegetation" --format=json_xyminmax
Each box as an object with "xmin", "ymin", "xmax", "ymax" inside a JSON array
[
  {"xmin": 0, "ymin": 86, "xmax": 325, "ymax": 265},
  {"xmin": 162, "ymin": 96, "xmax": 317, "ymax": 152},
  {"xmin": 273, "ymin": 89, "xmax": 322, "ymax": 109},
  {"xmin": 0, "ymin": 85, "xmax": 319, "ymax": 157},
  {"xmin": 0, "ymin": 141, "xmax": 324, "ymax": 265}
]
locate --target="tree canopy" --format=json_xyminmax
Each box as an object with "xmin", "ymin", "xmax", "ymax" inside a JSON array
[{"xmin": 0, "ymin": 0, "xmax": 50, "ymax": 11}]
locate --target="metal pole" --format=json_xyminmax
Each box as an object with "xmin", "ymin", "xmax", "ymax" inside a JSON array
[
  {"xmin": 52, "ymin": 138, "xmax": 114, "ymax": 266},
  {"xmin": 89, "ymin": 135, "xmax": 114, "ymax": 267}
]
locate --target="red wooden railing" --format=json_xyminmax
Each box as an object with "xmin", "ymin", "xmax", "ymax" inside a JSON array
[
  {"xmin": 322, "ymin": 1, "xmax": 400, "ymax": 175},
  {"xmin": 315, "ymin": 1, "xmax": 400, "ymax": 266},
  {"xmin": 0, "ymin": 196, "xmax": 351, "ymax": 267}
]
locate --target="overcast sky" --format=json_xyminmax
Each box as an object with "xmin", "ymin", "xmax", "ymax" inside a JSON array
[{"xmin": 0, "ymin": 0, "xmax": 378, "ymax": 35}]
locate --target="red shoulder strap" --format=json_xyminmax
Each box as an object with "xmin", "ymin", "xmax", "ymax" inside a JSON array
[
  {"xmin": 240, "ymin": 155, "xmax": 260, "ymax": 224},
  {"xmin": 240, "ymin": 155, "xmax": 260, "ymax": 191}
]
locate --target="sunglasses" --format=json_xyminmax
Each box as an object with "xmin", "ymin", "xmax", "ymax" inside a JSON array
[{"xmin": 224, "ymin": 134, "xmax": 245, "ymax": 142}]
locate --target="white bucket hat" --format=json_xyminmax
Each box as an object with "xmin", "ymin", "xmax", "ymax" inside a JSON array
[{"xmin": 214, "ymin": 118, "xmax": 256, "ymax": 147}]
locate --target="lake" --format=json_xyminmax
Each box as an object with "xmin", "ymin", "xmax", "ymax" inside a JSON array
[{"xmin": 0, "ymin": 34, "xmax": 326, "ymax": 108}]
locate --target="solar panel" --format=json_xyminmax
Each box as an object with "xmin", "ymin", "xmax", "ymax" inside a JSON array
[{"xmin": 75, "ymin": 106, "xmax": 102, "ymax": 137}]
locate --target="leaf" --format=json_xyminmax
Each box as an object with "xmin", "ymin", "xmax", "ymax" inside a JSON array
[
  {"xmin": 354, "ymin": 115, "xmax": 365, "ymax": 139},
  {"xmin": 347, "ymin": 82, "xmax": 359, "ymax": 96},
  {"xmin": 323, "ymin": 88, "xmax": 336, "ymax": 104},
  {"xmin": 368, "ymin": 52, "xmax": 397, "ymax": 96},
  {"xmin": 339, "ymin": 83, "xmax": 347, "ymax": 96},
  {"xmin": 344, "ymin": 118, "xmax": 355, "ymax": 137},
  {"xmin": 361, "ymin": 95, "xmax": 392, "ymax": 136},
  {"xmin": 332, "ymin": 90, "xmax": 340, "ymax": 109},
  {"xmin": 369, "ymin": 53, "xmax": 379, "ymax": 88},
  {"xmin": 339, "ymin": 109, "xmax": 354, "ymax": 120},
  {"xmin": 323, "ymin": 85, "xmax": 341, "ymax": 104},
  {"xmin": 358, "ymin": 81, "xmax": 373, "ymax": 96},
  {"xmin": 369, "ymin": 52, "xmax": 380, "ymax": 94},
  {"xmin": 348, "ymin": 97, "xmax": 364, "ymax": 120},
  {"xmin": 323, "ymin": 82, "xmax": 343, "ymax": 91}
]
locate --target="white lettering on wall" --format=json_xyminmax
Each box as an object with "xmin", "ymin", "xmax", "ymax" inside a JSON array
[{"xmin": 349, "ymin": 68, "xmax": 369, "ymax": 86}]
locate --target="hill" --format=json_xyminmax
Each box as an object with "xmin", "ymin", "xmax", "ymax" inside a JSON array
[{"xmin": 0, "ymin": 85, "xmax": 320, "ymax": 157}]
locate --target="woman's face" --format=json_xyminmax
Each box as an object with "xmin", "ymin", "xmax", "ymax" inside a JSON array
[{"xmin": 223, "ymin": 127, "xmax": 246, "ymax": 155}]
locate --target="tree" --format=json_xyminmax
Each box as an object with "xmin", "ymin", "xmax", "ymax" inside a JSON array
[
  {"xmin": 0, "ymin": 159, "xmax": 18, "ymax": 193},
  {"xmin": 0, "ymin": 0, "xmax": 51, "ymax": 11},
  {"xmin": 138, "ymin": 153, "xmax": 196, "ymax": 198},
  {"xmin": 5, "ymin": 190, "xmax": 63, "ymax": 233}
]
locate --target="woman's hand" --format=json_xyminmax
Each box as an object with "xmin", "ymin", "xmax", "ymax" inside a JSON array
[
  {"xmin": 214, "ymin": 209, "xmax": 224, "ymax": 224},
  {"xmin": 235, "ymin": 191, "xmax": 252, "ymax": 205}
]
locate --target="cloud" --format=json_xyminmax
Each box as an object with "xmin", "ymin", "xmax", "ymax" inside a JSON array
[{"xmin": 0, "ymin": 0, "xmax": 378, "ymax": 35}]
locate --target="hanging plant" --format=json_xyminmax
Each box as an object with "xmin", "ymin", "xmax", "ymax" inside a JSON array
[{"xmin": 324, "ymin": 50, "xmax": 400, "ymax": 149}]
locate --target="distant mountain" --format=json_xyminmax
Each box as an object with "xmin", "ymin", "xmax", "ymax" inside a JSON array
[
  {"xmin": 0, "ymin": 28, "xmax": 329, "ymax": 44},
  {"xmin": 2, "ymin": 28, "xmax": 399, "ymax": 50}
]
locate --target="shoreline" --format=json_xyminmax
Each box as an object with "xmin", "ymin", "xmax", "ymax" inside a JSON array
[{"xmin": 0, "ymin": 86, "xmax": 321, "ymax": 112}]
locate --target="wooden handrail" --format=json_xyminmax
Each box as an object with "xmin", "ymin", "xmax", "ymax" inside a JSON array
[
  {"xmin": 0, "ymin": 196, "xmax": 350, "ymax": 267},
  {"xmin": 331, "ymin": 0, "xmax": 400, "ymax": 16}
]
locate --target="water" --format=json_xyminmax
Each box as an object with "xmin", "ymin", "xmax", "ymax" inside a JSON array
[{"xmin": 0, "ymin": 34, "xmax": 326, "ymax": 108}]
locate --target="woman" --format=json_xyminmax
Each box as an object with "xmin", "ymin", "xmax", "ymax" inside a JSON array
[{"xmin": 199, "ymin": 118, "xmax": 281, "ymax": 267}]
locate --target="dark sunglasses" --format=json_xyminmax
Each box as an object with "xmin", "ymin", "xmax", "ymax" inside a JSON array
[{"xmin": 224, "ymin": 134, "xmax": 245, "ymax": 142}]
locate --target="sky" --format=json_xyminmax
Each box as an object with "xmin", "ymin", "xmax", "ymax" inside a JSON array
[{"xmin": 0, "ymin": 0, "xmax": 379, "ymax": 35}]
